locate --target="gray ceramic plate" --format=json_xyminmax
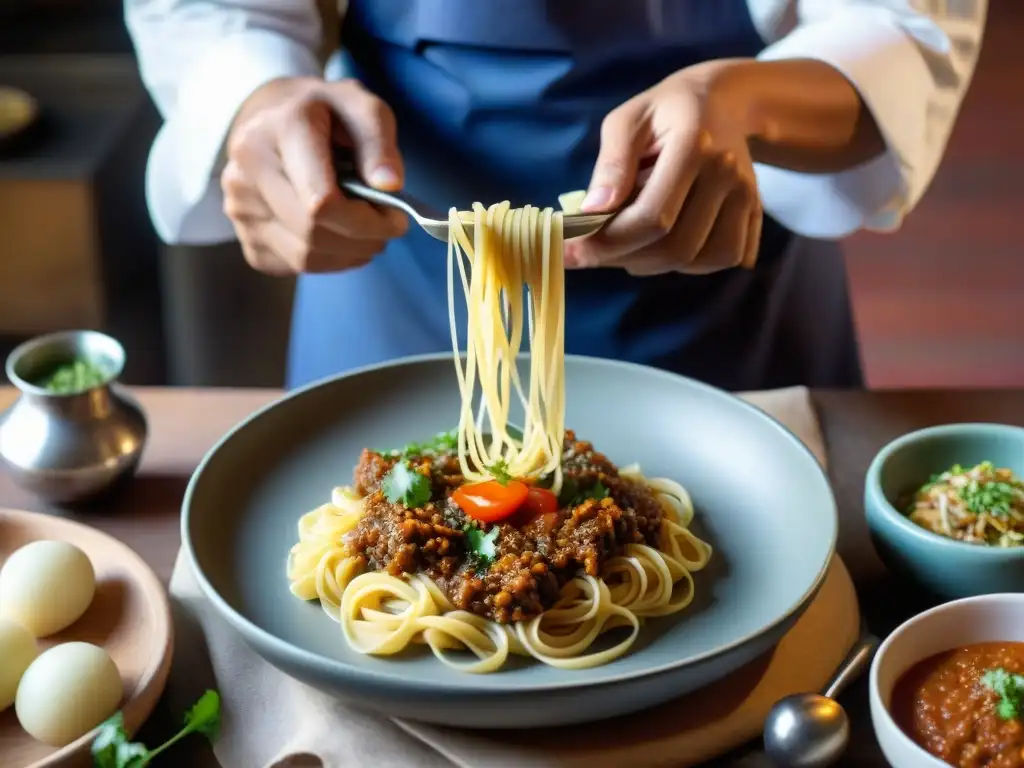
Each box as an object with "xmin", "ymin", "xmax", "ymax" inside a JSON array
[{"xmin": 183, "ymin": 354, "xmax": 837, "ymax": 728}]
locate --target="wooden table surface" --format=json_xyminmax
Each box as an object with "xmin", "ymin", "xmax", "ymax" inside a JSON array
[{"xmin": 2, "ymin": 386, "xmax": 1023, "ymax": 767}]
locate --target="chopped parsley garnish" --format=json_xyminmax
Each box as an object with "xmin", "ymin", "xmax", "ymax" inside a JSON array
[
  {"xmin": 911, "ymin": 461, "xmax": 1022, "ymax": 518},
  {"xmin": 486, "ymin": 459, "xmax": 512, "ymax": 485},
  {"xmin": 36, "ymin": 358, "xmax": 112, "ymax": 395},
  {"xmin": 463, "ymin": 523, "xmax": 499, "ymax": 572},
  {"xmin": 555, "ymin": 478, "xmax": 578, "ymax": 506},
  {"xmin": 981, "ymin": 667, "xmax": 1024, "ymax": 720},
  {"xmin": 380, "ymin": 430, "xmax": 459, "ymax": 459},
  {"xmin": 962, "ymin": 479, "xmax": 1017, "ymax": 517},
  {"xmin": 382, "ymin": 462, "xmax": 432, "ymax": 508},
  {"xmin": 557, "ymin": 477, "xmax": 610, "ymax": 508}
]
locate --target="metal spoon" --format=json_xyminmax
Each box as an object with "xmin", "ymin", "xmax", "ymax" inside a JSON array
[
  {"xmin": 333, "ymin": 150, "xmax": 613, "ymax": 242},
  {"xmin": 762, "ymin": 631, "xmax": 879, "ymax": 767}
]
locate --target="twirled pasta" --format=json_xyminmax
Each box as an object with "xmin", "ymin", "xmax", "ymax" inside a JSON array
[
  {"xmin": 287, "ymin": 199, "xmax": 712, "ymax": 672},
  {"xmin": 447, "ymin": 202, "xmax": 566, "ymax": 494},
  {"xmin": 287, "ymin": 466, "xmax": 712, "ymax": 673}
]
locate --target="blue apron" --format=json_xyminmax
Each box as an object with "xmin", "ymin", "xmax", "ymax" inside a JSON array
[{"xmin": 287, "ymin": 0, "xmax": 864, "ymax": 391}]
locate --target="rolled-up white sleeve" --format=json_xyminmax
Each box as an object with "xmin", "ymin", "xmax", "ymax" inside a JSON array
[
  {"xmin": 126, "ymin": 0, "xmax": 325, "ymax": 244},
  {"xmin": 751, "ymin": 0, "xmax": 987, "ymax": 239}
]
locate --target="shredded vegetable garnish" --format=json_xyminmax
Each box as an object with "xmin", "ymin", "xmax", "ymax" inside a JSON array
[{"xmin": 906, "ymin": 462, "xmax": 1024, "ymax": 547}]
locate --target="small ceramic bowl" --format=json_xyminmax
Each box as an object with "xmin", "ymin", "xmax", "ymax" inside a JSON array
[
  {"xmin": 870, "ymin": 593, "xmax": 1024, "ymax": 768},
  {"xmin": 864, "ymin": 423, "xmax": 1024, "ymax": 599}
]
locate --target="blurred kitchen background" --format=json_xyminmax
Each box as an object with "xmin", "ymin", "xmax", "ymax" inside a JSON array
[{"xmin": 1, "ymin": 0, "xmax": 1021, "ymax": 390}]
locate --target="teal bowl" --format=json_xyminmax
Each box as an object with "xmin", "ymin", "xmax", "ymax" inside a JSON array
[{"xmin": 865, "ymin": 423, "xmax": 1024, "ymax": 599}]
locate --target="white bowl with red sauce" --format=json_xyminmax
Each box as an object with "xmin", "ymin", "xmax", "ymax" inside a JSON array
[{"xmin": 870, "ymin": 593, "xmax": 1024, "ymax": 767}]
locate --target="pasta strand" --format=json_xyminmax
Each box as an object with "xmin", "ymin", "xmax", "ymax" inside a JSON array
[{"xmin": 286, "ymin": 201, "xmax": 713, "ymax": 673}]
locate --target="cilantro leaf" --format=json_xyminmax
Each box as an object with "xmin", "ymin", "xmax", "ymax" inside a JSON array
[
  {"xmin": 117, "ymin": 742, "xmax": 149, "ymax": 768},
  {"xmin": 486, "ymin": 459, "xmax": 512, "ymax": 485},
  {"xmin": 185, "ymin": 690, "xmax": 221, "ymax": 743},
  {"xmin": 981, "ymin": 667, "xmax": 1011, "ymax": 691},
  {"xmin": 92, "ymin": 691, "xmax": 222, "ymax": 767},
  {"xmin": 464, "ymin": 524, "xmax": 500, "ymax": 571},
  {"xmin": 427, "ymin": 429, "xmax": 460, "ymax": 454},
  {"xmin": 558, "ymin": 478, "xmax": 610, "ymax": 508},
  {"xmin": 90, "ymin": 713, "xmax": 131, "ymax": 768},
  {"xmin": 981, "ymin": 667, "xmax": 1024, "ymax": 720},
  {"xmin": 381, "ymin": 430, "xmax": 460, "ymax": 459},
  {"xmin": 382, "ymin": 462, "xmax": 433, "ymax": 508},
  {"xmin": 556, "ymin": 478, "xmax": 579, "ymax": 507},
  {"xmin": 998, "ymin": 697, "xmax": 1020, "ymax": 720}
]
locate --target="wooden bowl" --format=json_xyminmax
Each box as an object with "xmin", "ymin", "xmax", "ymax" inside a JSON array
[{"xmin": 0, "ymin": 508, "xmax": 173, "ymax": 768}]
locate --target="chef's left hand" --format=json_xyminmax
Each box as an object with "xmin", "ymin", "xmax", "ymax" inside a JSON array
[{"xmin": 565, "ymin": 60, "xmax": 762, "ymax": 276}]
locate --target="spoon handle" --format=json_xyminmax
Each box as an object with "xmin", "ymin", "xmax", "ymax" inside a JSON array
[
  {"xmin": 822, "ymin": 632, "xmax": 879, "ymax": 700},
  {"xmin": 332, "ymin": 149, "xmax": 425, "ymax": 220},
  {"xmin": 332, "ymin": 147, "xmax": 453, "ymax": 228}
]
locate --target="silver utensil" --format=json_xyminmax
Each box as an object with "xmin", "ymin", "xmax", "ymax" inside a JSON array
[
  {"xmin": 334, "ymin": 151, "xmax": 614, "ymax": 242},
  {"xmin": 763, "ymin": 630, "xmax": 879, "ymax": 767},
  {"xmin": 0, "ymin": 330, "xmax": 148, "ymax": 504}
]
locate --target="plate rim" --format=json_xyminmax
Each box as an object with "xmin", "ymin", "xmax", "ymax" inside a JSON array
[
  {"xmin": 0, "ymin": 506, "xmax": 175, "ymax": 768},
  {"xmin": 182, "ymin": 351, "xmax": 838, "ymax": 693}
]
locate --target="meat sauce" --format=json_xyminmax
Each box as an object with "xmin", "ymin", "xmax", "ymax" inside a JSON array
[
  {"xmin": 342, "ymin": 431, "xmax": 664, "ymax": 624},
  {"xmin": 891, "ymin": 642, "xmax": 1024, "ymax": 767}
]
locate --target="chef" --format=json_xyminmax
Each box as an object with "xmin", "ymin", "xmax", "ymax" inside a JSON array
[{"xmin": 126, "ymin": 0, "xmax": 985, "ymax": 390}]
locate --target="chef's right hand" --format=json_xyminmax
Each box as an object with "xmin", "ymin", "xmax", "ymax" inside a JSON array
[{"xmin": 222, "ymin": 77, "xmax": 409, "ymax": 275}]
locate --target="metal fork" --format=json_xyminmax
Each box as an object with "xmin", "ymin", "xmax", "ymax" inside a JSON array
[{"xmin": 333, "ymin": 150, "xmax": 614, "ymax": 242}]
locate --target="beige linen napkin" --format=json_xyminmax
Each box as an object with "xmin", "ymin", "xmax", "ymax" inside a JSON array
[{"xmin": 167, "ymin": 386, "xmax": 827, "ymax": 768}]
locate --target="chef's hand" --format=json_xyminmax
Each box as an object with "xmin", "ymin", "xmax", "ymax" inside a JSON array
[
  {"xmin": 566, "ymin": 60, "xmax": 762, "ymax": 276},
  {"xmin": 222, "ymin": 77, "xmax": 408, "ymax": 275}
]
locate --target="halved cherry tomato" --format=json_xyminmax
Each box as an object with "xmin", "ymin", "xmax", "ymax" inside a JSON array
[
  {"xmin": 453, "ymin": 479, "xmax": 529, "ymax": 523},
  {"xmin": 523, "ymin": 487, "xmax": 558, "ymax": 516},
  {"xmin": 506, "ymin": 487, "xmax": 560, "ymax": 529}
]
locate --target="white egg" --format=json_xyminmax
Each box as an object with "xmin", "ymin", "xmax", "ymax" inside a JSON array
[
  {"xmin": 0, "ymin": 618, "xmax": 38, "ymax": 712},
  {"xmin": 16, "ymin": 642, "xmax": 123, "ymax": 747},
  {"xmin": 0, "ymin": 540, "xmax": 96, "ymax": 637}
]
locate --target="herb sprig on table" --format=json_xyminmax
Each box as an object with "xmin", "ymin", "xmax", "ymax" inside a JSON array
[
  {"xmin": 980, "ymin": 668, "xmax": 1024, "ymax": 720},
  {"xmin": 91, "ymin": 690, "xmax": 221, "ymax": 767}
]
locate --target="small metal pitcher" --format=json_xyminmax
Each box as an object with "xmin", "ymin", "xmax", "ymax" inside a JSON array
[{"xmin": 0, "ymin": 330, "xmax": 148, "ymax": 504}]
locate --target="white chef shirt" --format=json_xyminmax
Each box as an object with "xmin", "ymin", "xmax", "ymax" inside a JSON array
[{"xmin": 124, "ymin": 0, "xmax": 986, "ymax": 246}]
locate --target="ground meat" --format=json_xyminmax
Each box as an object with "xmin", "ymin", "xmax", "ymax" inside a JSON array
[
  {"xmin": 349, "ymin": 491, "xmax": 467, "ymax": 577},
  {"xmin": 562, "ymin": 432, "xmax": 619, "ymax": 482},
  {"xmin": 343, "ymin": 431, "xmax": 664, "ymax": 624},
  {"xmin": 353, "ymin": 448, "xmax": 463, "ymax": 498},
  {"xmin": 561, "ymin": 431, "xmax": 662, "ymax": 545}
]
